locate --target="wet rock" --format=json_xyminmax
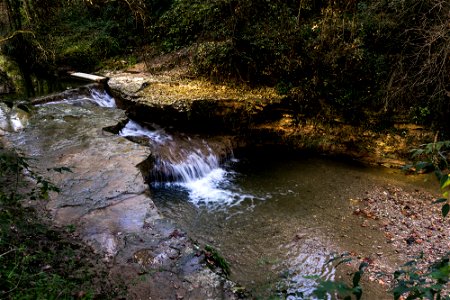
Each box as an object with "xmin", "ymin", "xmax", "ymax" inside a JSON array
[
  {"xmin": 3, "ymin": 100, "xmax": 239, "ymax": 299},
  {"xmin": 4, "ymin": 103, "xmax": 150, "ymax": 252}
]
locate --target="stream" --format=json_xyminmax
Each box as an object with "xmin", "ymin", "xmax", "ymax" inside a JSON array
[
  {"xmin": 4, "ymin": 86, "xmax": 436, "ymax": 299},
  {"xmin": 117, "ymin": 110, "xmax": 433, "ymax": 298}
]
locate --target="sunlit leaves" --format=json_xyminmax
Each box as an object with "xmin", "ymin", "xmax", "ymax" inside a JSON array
[{"xmin": 440, "ymin": 175, "xmax": 450, "ymax": 190}]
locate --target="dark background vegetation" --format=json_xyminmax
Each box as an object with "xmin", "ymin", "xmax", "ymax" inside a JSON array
[
  {"xmin": 1, "ymin": 0, "xmax": 449, "ymax": 128},
  {"xmin": 1, "ymin": 1, "xmax": 450, "ymax": 298}
]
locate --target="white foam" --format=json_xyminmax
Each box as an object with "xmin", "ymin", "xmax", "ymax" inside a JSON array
[
  {"xmin": 119, "ymin": 119, "xmax": 266, "ymax": 210},
  {"xmin": 119, "ymin": 120, "xmax": 172, "ymax": 144},
  {"xmin": 9, "ymin": 112, "xmax": 24, "ymax": 131},
  {"xmin": 42, "ymin": 89, "xmax": 116, "ymax": 108},
  {"xmin": 89, "ymin": 89, "xmax": 116, "ymax": 107}
]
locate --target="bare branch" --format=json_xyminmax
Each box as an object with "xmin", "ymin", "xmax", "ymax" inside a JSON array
[{"xmin": 0, "ymin": 30, "xmax": 35, "ymax": 43}]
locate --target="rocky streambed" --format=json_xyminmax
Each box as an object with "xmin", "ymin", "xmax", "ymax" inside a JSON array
[
  {"xmin": 0, "ymin": 65, "xmax": 446, "ymax": 299},
  {"xmin": 0, "ymin": 89, "xmax": 238, "ymax": 299},
  {"xmin": 103, "ymin": 69, "xmax": 449, "ymax": 298}
]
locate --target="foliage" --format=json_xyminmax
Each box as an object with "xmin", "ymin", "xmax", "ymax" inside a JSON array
[
  {"xmin": 204, "ymin": 244, "xmax": 231, "ymax": 278},
  {"xmin": 2, "ymin": 0, "xmax": 450, "ymax": 129},
  {"xmin": 0, "ymin": 148, "xmax": 120, "ymax": 298},
  {"xmin": 141, "ymin": 0, "xmax": 394, "ymax": 122},
  {"xmin": 381, "ymin": 0, "xmax": 450, "ymax": 129},
  {"xmin": 405, "ymin": 139, "xmax": 450, "ymax": 217},
  {"xmin": 1, "ymin": 0, "xmax": 141, "ymax": 80},
  {"xmin": 393, "ymin": 253, "xmax": 450, "ymax": 300}
]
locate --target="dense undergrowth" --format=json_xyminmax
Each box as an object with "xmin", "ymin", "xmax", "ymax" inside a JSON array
[
  {"xmin": 2, "ymin": 0, "xmax": 450, "ymax": 133},
  {"xmin": 0, "ymin": 148, "xmax": 121, "ymax": 299}
]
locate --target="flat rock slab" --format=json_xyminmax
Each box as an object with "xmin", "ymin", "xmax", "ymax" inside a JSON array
[
  {"xmin": 107, "ymin": 72, "xmax": 283, "ymax": 132},
  {"xmin": 106, "ymin": 70, "xmax": 435, "ymax": 166},
  {"xmin": 5, "ymin": 103, "xmax": 152, "ymax": 254},
  {"xmin": 1, "ymin": 101, "xmax": 237, "ymax": 299},
  {"xmin": 107, "ymin": 72, "xmax": 281, "ymax": 105}
]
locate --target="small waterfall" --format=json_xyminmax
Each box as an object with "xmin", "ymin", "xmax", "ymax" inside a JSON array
[
  {"xmin": 119, "ymin": 120, "xmax": 264, "ymax": 208},
  {"xmin": 89, "ymin": 89, "xmax": 116, "ymax": 107},
  {"xmin": 41, "ymin": 88, "xmax": 116, "ymax": 108},
  {"xmin": 119, "ymin": 120, "xmax": 228, "ymax": 184},
  {"xmin": 119, "ymin": 120, "xmax": 171, "ymax": 145}
]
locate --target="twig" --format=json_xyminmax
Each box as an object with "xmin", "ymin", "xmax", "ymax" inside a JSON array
[
  {"xmin": 0, "ymin": 30, "xmax": 35, "ymax": 43},
  {"xmin": 0, "ymin": 248, "xmax": 18, "ymax": 258}
]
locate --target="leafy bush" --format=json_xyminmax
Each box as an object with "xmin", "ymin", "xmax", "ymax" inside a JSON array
[
  {"xmin": 406, "ymin": 139, "xmax": 450, "ymax": 217},
  {"xmin": 393, "ymin": 253, "xmax": 450, "ymax": 300}
]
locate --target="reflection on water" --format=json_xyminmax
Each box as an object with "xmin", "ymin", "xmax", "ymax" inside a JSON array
[
  {"xmin": 28, "ymin": 89, "xmax": 432, "ymax": 298},
  {"xmin": 116, "ymin": 118, "xmax": 413, "ymax": 298}
]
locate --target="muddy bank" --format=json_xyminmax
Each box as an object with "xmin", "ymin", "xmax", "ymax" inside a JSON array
[
  {"xmin": 0, "ymin": 101, "xmax": 238, "ymax": 299},
  {"xmin": 106, "ymin": 70, "xmax": 435, "ymax": 168}
]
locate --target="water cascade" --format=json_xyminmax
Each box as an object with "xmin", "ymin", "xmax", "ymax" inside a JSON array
[
  {"xmin": 119, "ymin": 120, "xmax": 264, "ymax": 208},
  {"xmin": 42, "ymin": 88, "xmax": 116, "ymax": 108}
]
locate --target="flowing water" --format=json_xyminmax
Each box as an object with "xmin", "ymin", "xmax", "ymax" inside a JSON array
[
  {"xmin": 26, "ymin": 88, "xmax": 434, "ymax": 298},
  {"xmin": 41, "ymin": 88, "xmax": 116, "ymax": 108}
]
